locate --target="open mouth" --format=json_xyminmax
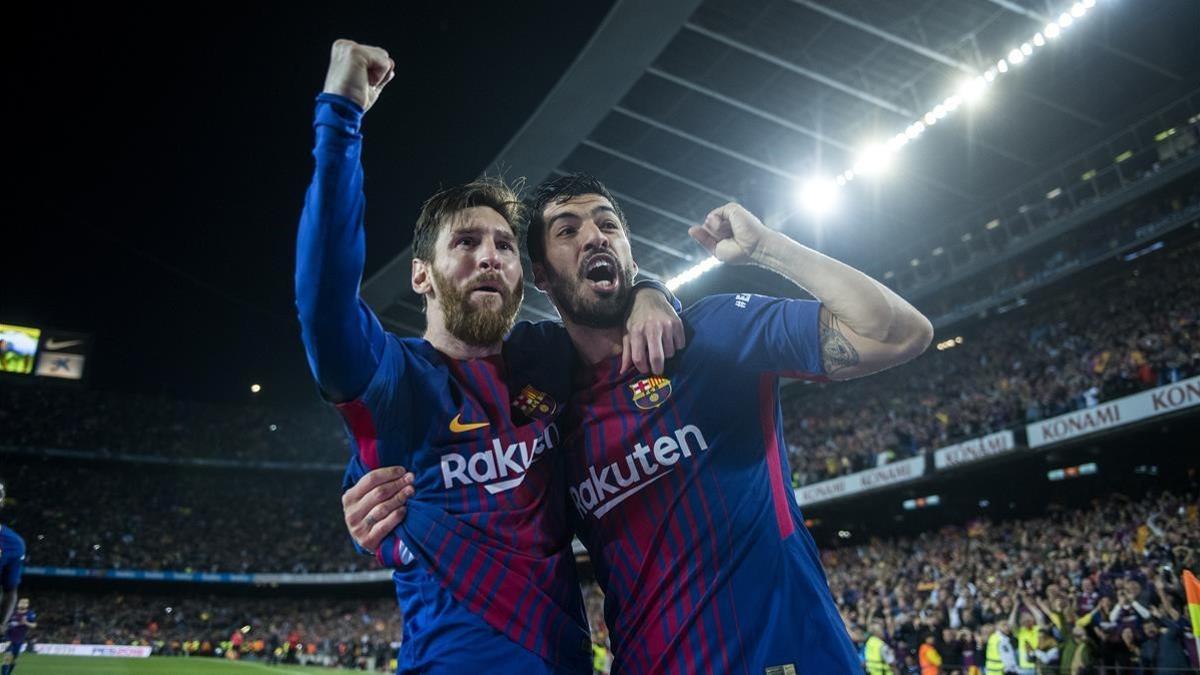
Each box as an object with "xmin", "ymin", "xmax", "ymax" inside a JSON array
[
  {"xmin": 470, "ymin": 281, "xmax": 504, "ymax": 298},
  {"xmin": 584, "ymin": 255, "xmax": 618, "ymax": 292}
]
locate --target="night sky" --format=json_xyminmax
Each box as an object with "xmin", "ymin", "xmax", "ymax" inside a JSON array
[{"xmin": 6, "ymin": 1, "xmax": 614, "ymax": 406}]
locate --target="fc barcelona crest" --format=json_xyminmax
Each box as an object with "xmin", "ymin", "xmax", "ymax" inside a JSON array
[
  {"xmin": 513, "ymin": 384, "xmax": 557, "ymax": 419},
  {"xmin": 628, "ymin": 376, "xmax": 672, "ymax": 410}
]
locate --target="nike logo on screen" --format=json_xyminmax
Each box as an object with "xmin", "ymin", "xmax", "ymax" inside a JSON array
[
  {"xmin": 449, "ymin": 414, "xmax": 489, "ymax": 433},
  {"xmin": 44, "ymin": 339, "xmax": 84, "ymax": 350}
]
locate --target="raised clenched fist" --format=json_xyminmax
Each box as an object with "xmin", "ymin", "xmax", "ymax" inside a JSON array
[{"xmin": 323, "ymin": 39, "xmax": 395, "ymax": 113}]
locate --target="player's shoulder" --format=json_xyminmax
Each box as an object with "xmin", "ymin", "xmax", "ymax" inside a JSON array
[
  {"xmin": 0, "ymin": 525, "xmax": 24, "ymax": 554},
  {"xmin": 380, "ymin": 332, "xmax": 443, "ymax": 366},
  {"xmin": 682, "ymin": 292, "xmax": 793, "ymax": 324}
]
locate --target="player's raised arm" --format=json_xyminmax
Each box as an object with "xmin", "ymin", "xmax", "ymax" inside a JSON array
[
  {"xmin": 295, "ymin": 40, "xmax": 396, "ymax": 402},
  {"xmin": 689, "ymin": 203, "xmax": 933, "ymax": 380}
]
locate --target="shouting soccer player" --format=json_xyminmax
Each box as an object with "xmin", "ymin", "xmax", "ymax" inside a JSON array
[
  {"xmin": 295, "ymin": 40, "xmax": 683, "ymax": 674},
  {"xmin": 1, "ymin": 481, "xmax": 29, "ymax": 675},
  {"xmin": 350, "ymin": 173, "xmax": 934, "ymax": 673}
]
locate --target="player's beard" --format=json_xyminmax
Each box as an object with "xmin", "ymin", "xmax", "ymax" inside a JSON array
[
  {"xmin": 430, "ymin": 268, "xmax": 523, "ymax": 346},
  {"xmin": 543, "ymin": 251, "xmax": 634, "ymax": 329}
]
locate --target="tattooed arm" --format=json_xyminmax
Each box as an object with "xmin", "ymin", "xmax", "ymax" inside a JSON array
[{"xmin": 690, "ymin": 203, "xmax": 933, "ymax": 380}]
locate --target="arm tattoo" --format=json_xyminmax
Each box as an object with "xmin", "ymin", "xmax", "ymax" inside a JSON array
[{"xmin": 820, "ymin": 310, "xmax": 860, "ymax": 375}]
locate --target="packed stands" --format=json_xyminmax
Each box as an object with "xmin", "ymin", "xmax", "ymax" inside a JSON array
[
  {"xmin": 1, "ymin": 455, "xmax": 361, "ymax": 574},
  {"xmin": 784, "ymin": 233, "xmax": 1200, "ymax": 487},
  {"xmin": 23, "ymin": 591, "xmax": 399, "ymax": 669},
  {"xmin": 823, "ymin": 489, "xmax": 1199, "ymax": 672},
  {"xmin": 0, "ymin": 387, "xmax": 347, "ymax": 464}
]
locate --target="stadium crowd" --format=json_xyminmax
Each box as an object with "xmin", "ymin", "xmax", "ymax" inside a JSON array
[
  {"xmin": 2, "ymin": 246, "xmax": 1198, "ymax": 573},
  {"xmin": 0, "ymin": 386, "xmax": 348, "ymax": 464},
  {"xmin": 19, "ymin": 591, "xmax": 400, "ymax": 670},
  {"xmin": 9, "ymin": 488, "xmax": 1196, "ymax": 673},
  {"xmin": 825, "ymin": 489, "xmax": 1199, "ymax": 673},
  {"xmin": 1, "ymin": 456, "xmax": 363, "ymax": 574},
  {"xmin": 783, "ymin": 236, "xmax": 1200, "ymax": 488}
]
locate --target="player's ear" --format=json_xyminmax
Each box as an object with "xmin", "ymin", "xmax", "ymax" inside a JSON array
[
  {"xmin": 412, "ymin": 258, "xmax": 432, "ymax": 297},
  {"xmin": 531, "ymin": 262, "xmax": 548, "ymax": 293}
]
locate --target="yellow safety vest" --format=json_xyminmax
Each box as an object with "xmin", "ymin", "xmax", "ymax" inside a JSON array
[
  {"xmin": 985, "ymin": 631, "xmax": 1006, "ymax": 675},
  {"xmin": 592, "ymin": 643, "xmax": 609, "ymax": 672},
  {"xmin": 1016, "ymin": 626, "xmax": 1038, "ymax": 669},
  {"xmin": 865, "ymin": 635, "xmax": 889, "ymax": 675}
]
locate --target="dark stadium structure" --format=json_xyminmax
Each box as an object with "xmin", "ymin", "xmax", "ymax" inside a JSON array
[{"xmin": 2, "ymin": 0, "xmax": 1198, "ymax": 672}]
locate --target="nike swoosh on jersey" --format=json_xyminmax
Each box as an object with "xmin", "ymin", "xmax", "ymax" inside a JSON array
[
  {"xmin": 44, "ymin": 339, "xmax": 84, "ymax": 350},
  {"xmin": 448, "ymin": 414, "xmax": 490, "ymax": 433}
]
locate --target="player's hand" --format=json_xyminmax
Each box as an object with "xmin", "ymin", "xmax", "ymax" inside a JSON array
[
  {"xmin": 688, "ymin": 202, "xmax": 773, "ymax": 265},
  {"xmin": 622, "ymin": 287, "xmax": 685, "ymax": 375},
  {"xmin": 323, "ymin": 39, "xmax": 396, "ymax": 112},
  {"xmin": 342, "ymin": 466, "xmax": 414, "ymax": 554}
]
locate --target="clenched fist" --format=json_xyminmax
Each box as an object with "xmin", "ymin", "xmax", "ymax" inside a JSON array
[
  {"xmin": 688, "ymin": 202, "xmax": 773, "ymax": 265},
  {"xmin": 323, "ymin": 39, "xmax": 395, "ymax": 112}
]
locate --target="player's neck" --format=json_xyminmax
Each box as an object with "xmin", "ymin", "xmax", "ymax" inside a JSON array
[
  {"xmin": 422, "ymin": 309, "xmax": 502, "ymax": 360},
  {"xmin": 561, "ymin": 319, "xmax": 623, "ymax": 367}
]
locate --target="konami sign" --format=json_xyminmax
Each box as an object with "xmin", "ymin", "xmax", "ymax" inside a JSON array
[
  {"xmin": 1027, "ymin": 376, "xmax": 1200, "ymax": 448},
  {"xmin": 794, "ymin": 456, "xmax": 926, "ymax": 507},
  {"xmin": 34, "ymin": 643, "xmax": 152, "ymax": 658},
  {"xmin": 933, "ymin": 430, "xmax": 1017, "ymax": 470}
]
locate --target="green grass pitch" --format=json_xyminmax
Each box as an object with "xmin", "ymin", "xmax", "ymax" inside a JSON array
[{"xmin": 12, "ymin": 654, "xmax": 369, "ymax": 675}]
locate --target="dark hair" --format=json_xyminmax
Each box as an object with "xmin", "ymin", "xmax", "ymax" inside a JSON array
[
  {"xmin": 525, "ymin": 173, "xmax": 627, "ymax": 266},
  {"xmin": 412, "ymin": 178, "xmax": 525, "ymax": 263}
]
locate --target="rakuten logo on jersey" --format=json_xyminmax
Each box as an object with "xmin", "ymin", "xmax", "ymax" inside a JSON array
[
  {"xmin": 569, "ymin": 424, "xmax": 708, "ymax": 519},
  {"xmin": 439, "ymin": 423, "xmax": 559, "ymax": 494}
]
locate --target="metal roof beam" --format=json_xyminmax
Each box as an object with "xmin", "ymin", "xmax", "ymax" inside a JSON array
[
  {"xmin": 613, "ymin": 105, "xmax": 798, "ymax": 180},
  {"xmin": 647, "ymin": 67, "xmax": 852, "ymax": 153},
  {"xmin": 788, "ymin": 0, "xmax": 975, "ymax": 74},
  {"xmin": 981, "ymin": 0, "xmax": 1182, "ymax": 81},
  {"xmin": 684, "ymin": 21, "xmax": 914, "ymax": 117},
  {"xmin": 581, "ymin": 139, "xmax": 737, "ymax": 202}
]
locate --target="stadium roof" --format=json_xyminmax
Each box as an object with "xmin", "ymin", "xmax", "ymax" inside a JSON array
[{"xmin": 364, "ymin": 0, "xmax": 1199, "ymax": 334}]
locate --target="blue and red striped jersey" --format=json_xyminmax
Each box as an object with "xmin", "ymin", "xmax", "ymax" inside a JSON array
[
  {"xmin": 5, "ymin": 608, "xmax": 35, "ymax": 643},
  {"xmin": 296, "ymin": 93, "xmax": 590, "ymax": 673},
  {"xmin": 339, "ymin": 328, "xmax": 592, "ymax": 672},
  {"xmin": 563, "ymin": 293, "xmax": 859, "ymax": 674},
  {"xmin": 0, "ymin": 525, "xmax": 24, "ymax": 592}
]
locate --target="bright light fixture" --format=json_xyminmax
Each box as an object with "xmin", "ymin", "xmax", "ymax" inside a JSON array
[
  {"xmin": 796, "ymin": 177, "xmax": 839, "ymax": 216},
  {"xmin": 663, "ymin": 0, "xmax": 1106, "ymax": 291}
]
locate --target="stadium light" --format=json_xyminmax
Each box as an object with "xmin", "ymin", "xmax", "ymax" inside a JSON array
[
  {"xmin": 959, "ymin": 77, "xmax": 988, "ymax": 104},
  {"xmin": 853, "ymin": 144, "xmax": 895, "ymax": 176},
  {"xmin": 796, "ymin": 177, "xmax": 839, "ymax": 215},
  {"xmin": 250, "ymin": 383, "xmax": 262, "ymax": 393},
  {"xmin": 661, "ymin": 0, "xmax": 1106, "ymax": 291},
  {"xmin": 664, "ymin": 256, "xmax": 721, "ymax": 292}
]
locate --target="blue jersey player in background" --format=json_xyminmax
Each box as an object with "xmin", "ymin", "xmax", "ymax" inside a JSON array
[
  {"xmin": 1, "ymin": 480, "xmax": 30, "ymax": 675},
  {"xmin": 1, "ymin": 599, "xmax": 35, "ymax": 675},
  {"xmin": 295, "ymin": 40, "xmax": 682, "ymax": 674},
  {"xmin": 348, "ymin": 173, "xmax": 933, "ymax": 673}
]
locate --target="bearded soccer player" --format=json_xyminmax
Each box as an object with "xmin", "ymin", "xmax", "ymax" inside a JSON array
[
  {"xmin": 349, "ymin": 173, "xmax": 933, "ymax": 673},
  {"xmin": 531, "ymin": 176, "xmax": 931, "ymax": 673},
  {"xmin": 295, "ymin": 41, "xmax": 682, "ymax": 674}
]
